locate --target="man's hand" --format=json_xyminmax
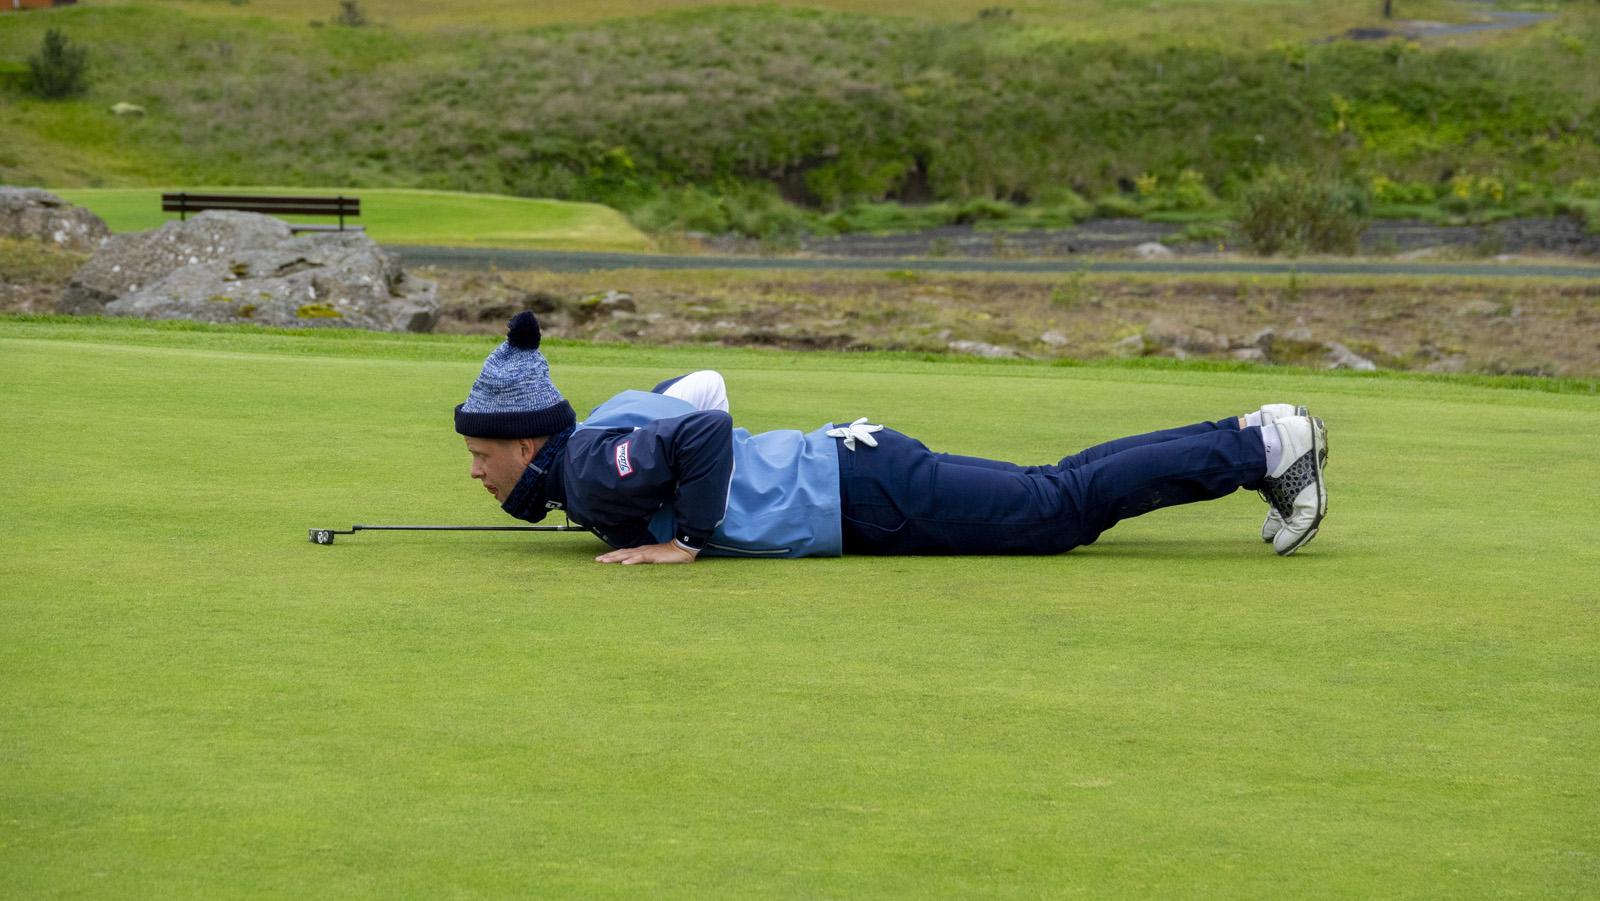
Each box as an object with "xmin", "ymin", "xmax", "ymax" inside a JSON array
[{"xmin": 596, "ymin": 542, "xmax": 699, "ymax": 565}]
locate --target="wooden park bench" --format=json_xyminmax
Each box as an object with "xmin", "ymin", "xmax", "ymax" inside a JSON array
[{"xmin": 161, "ymin": 192, "xmax": 363, "ymax": 234}]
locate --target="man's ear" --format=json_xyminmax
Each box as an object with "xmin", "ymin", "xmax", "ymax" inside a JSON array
[{"xmin": 516, "ymin": 437, "xmax": 541, "ymax": 465}]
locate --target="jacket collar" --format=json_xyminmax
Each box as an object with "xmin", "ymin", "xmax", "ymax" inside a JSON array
[{"xmin": 499, "ymin": 425, "xmax": 574, "ymax": 523}]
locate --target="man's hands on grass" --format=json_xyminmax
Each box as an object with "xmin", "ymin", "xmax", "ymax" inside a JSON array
[{"xmin": 596, "ymin": 542, "xmax": 699, "ymax": 565}]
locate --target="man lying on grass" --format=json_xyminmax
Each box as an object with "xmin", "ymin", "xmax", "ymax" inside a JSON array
[{"xmin": 457, "ymin": 313, "xmax": 1328, "ymax": 564}]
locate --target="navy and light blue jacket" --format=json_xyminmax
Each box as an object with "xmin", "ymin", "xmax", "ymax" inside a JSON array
[{"xmin": 548, "ymin": 391, "xmax": 843, "ymax": 558}]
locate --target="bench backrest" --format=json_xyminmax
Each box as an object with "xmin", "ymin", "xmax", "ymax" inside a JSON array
[{"xmin": 161, "ymin": 193, "xmax": 360, "ymax": 218}]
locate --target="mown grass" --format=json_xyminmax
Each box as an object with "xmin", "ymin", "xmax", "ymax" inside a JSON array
[
  {"xmin": 4, "ymin": 3, "xmax": 1599, "ymax": 227},
  {"xmin": 49, "ymin": 186, "xmax": 655, "ymax": 251},
  {"xmin": 1, "ymin": 314, "xmax": 1597, "ymax": 897}
]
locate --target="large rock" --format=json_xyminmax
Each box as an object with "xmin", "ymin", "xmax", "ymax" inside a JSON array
[
  {"xmin": 61, "ymin": 210, "xmax": 293, "ymax": 315},
  {"xmin": 1144, "ymin": 314, "xmax": 1221, "ymax": 353},
  {"xmin": 1133, "ymin": 242, "xmax": 1175, "ymax": 260},
  {"xmin": 0, "ymin": 187, "xmax": 111, "ymax": 253},
  {"xmin": 65, "ymin": 211, "xmax": 440, "ymax": 332},
  {"xmin": 107, "ymin": 231, "xmax": 438, "ymax": 332}
]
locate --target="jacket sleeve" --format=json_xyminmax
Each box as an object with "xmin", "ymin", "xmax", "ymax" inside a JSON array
[
  {"xmin": 567, "ymin": 410, "xmax": 734, "ymax": 550},
  {"xmin": 656, "ymin": 409, "xmax": 734, "ymax": 550}
]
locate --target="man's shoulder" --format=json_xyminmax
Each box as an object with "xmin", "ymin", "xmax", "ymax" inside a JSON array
[{"xmin": 578, "ymin": 390, "xmax": 698, "ymax": 431}]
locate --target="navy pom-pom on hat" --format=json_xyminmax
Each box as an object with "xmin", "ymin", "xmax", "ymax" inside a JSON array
[
  {"xmin": 506, "ymin": 310, "xmax": 541, "ymax": 349},
  {"xmin": 454, "ymin": 312, "xmax": 576, "ymax": 439}
]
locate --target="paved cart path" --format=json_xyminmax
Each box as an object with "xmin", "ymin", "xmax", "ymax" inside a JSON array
[{"xmin": 385, "ymin": 246, "xmax": 1600, "ymax": 279}]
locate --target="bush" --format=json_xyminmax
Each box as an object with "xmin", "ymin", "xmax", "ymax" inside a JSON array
[
  {"xmin": 1235, "ymin": 167, "xmax": 1369, "ymax": 256},
  {"xmin": 1092, "ymin": 195, "xmax": 1144, "ymax": 219},
  {"xmin": 336, "ymin": 2, "xmax": 368, "ymax": 27},
  {"xmin": 824, "ymin": 202, "xmax": 954, "ymax": 234},
  {"xmin": 1138, "ymin": 169, "xmax": 1219, "ymax": 213},
  {"xmin": 628, "ymin": 184, "xmax": 810, "ymax": 242},
  {"xmin": 952, "ymin": 197, "xmax": 1014, "ymax": 225},
  {"xmin": 1371, "ymin": 176, "xmax": 1434, "ymax": 205},
  {"xmin": 27, "ymin": 29, "xmax": 89, "ymax": 100}
]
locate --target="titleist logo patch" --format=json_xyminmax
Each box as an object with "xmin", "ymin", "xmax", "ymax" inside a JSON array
[{"xmin": 615, "ymin": 440, "xmax": 633, "ymax": 477}]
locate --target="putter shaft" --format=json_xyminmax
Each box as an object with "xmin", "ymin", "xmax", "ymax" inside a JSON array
[{"xmin": 309, "ymin": 524, "xmax": 586, "ymax": 544}]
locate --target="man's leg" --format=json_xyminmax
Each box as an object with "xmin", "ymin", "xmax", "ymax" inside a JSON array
[
  {"xmin": 930, "ymin": 418, "xmax": 1240, "ymax": 475},
  {"xmin": 1055, "ymin": 427, "xmax": 1269, "ymax": 548},
  {"xmin": 838, "ymin": 425, "xmax": 1267, "ymax": 555}
]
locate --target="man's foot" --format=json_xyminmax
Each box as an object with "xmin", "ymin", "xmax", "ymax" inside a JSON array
[
  {"xmin": 1259, "ymin": 403, "xmax": 1307, "ymax": 427},
  {"xmin": 1258, "ymin": 405, "xmax": 1308, "ymax": 543},
  {"xmin": 1260, "ymin": 415, "xmax": 1327, "ymax": 556}
]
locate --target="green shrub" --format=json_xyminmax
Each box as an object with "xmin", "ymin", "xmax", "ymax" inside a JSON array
[
  {"xmin": 825, "ymin": 202, "xmax": 954, "ymax": 234},
  {"xmin": 627, "ymin": 184, "xmax": 809, "ymax": 242},
  {"xmin": 336, "ymin": 2, "xmax": 368, "ymax": 27},
  {"xmin": 1138, "ymin": 169, "xmax": 1219, "ymax": 213},
  {"xmin": 1235, "ymin": 167, "xmax": 1369, "ymax": 256},
  {"xmin": 27, "ymin": 29, "xmax": 88, "ymax": 100},
  {"xmin": 629, "ymin": 187, "xmax": 730, "ymax": 236},
  {"xmin": 953, "ymin": 198, "xmax": 1014, "ymax": 225},
  {"xmin": 1441, "ymin": 173, "xmax": 1506, "ymax": 213},
  {"xmin": 1093, "ymin": 195, "xmax": 1144, "ymax": 219},
  {"xmin": 1371, "ymin": 176, "xmax": 1434, "ymax": 205}
]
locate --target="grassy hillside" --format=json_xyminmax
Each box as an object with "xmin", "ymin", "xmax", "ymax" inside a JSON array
[
  {"xmin": 2, "ymin": 314, "xmax": 1597, "ymax": 896},
  {"xmin": 5, "ymin": 4, "xmax": 1599, "ymax": 212},
  {"xmin": 51, "ymin": 186, "xmax": 655, "ymax": 250},
  {"xmin": 101, "ymin": 0, "xmax": 1477, "ymax": 44}
]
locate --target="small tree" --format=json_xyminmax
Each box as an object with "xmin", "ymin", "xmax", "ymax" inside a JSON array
[
  {"xmin": 1235, "ymin": 167, "xmax": 1369, "ymax": 257},
  {"xmin": 28, "ymin": 29, "xmax": 89, "ymax": 100},
  {"xmin": 336, "ymin": 2, "xmax": 369, "ymax": 27}
]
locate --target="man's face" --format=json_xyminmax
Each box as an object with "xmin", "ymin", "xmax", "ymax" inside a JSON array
[{"xmin": 465, "ymin": 436, "xmax": 538, "ymax": 504}]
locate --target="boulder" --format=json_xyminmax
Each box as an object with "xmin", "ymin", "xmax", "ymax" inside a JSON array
[
  {"xmin": 1324, "ymin": 342, "xmax": 1377, "ymax": 371},
  {"xmin": 948, "ymin": 339, "xmax": 1022, "ymax": 359},
  {"xmin": 98, "ymin": 226, "xmax": 440, "ymax": 332},
  {"xmin": 1144, "ymin": 314, "xmax": 1221, "ymax": 353},
  {"xmin": 1112, "ymin": 334, "xmax": 1146, "ymax": 357},
  {"xmin": 61, "ymin": 210, "xmax": 292, "ymax": 315},
  {"xmin": 1133, "ymin": 242, "xmax": 1175, "ymax": 260},
  {"xmin": 0, "ymin": 187, "xmax": 111, "ymax": 253}
]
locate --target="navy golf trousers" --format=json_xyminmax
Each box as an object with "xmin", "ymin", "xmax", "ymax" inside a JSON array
[{"xmin": 836, "ymin": 418, "xmax": 1268, "ymax": 555}]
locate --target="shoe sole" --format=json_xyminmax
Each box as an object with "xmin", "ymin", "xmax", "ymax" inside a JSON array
[{"xmin": 1275, "ymin": 415, "xmax": 1327, "ymax": 556}]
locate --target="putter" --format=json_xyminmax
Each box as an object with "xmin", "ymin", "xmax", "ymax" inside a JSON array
[{"xmin": 309, "ymin": 524, "xmax": 587, "ymax": 545}]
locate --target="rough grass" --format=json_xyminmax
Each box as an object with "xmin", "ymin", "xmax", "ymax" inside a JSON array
[
  {"xmin": 3, "ymin": 4, "xmax": 1598, "ymax": 210},
  {"xmin": 2, "ymin": 315, "xmax": 1597, "ymax": 897},
  {"xmin": 49, "ymin": 187, "xmax": 655, "ymax": 251},
  {"xmin": 100, "ymin": 0, "xmax": 1476, "ymax": 44}
]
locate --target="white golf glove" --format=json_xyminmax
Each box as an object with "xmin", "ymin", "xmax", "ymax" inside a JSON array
[{"xmin": 826, "ymin": 417, "xmax": 883, "ymax": 451}]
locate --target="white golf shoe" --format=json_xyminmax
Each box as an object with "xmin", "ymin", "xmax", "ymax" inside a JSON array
[
  {"xmin": 1259, "ymin": 414, "xmax": 1327, "ymax": 556},
  {"xmin": 1256, "ymin": 405, "xmax": 1329, "ymax": 543},
  {"xmin": 1257, "ymin": 405, "xmax": 1303, "ymax": 543}
]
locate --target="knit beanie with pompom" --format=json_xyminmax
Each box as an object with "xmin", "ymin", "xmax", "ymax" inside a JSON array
[{"xmin": 454, "ymin": 312, "xmax": 577, "ymax": 439}]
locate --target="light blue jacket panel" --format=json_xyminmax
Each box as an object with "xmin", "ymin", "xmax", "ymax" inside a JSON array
[{"xmin": 578, "ymin": 390, "xmax": 843, "ymax": 557}]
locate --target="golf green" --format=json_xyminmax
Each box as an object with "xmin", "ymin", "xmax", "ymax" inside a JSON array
[
  {"xmin": 48, "ymin": 187, "xmax": 655, "ymax": 252},
  {"xmin": 2, "ymin": 316, "xmax": 1596, "ymax": 898}
]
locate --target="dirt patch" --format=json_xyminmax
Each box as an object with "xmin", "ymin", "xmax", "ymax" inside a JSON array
[
  {"xmin": 429, "ymin": 267, "xmax": 1600, "ymax": 379},
  {"xmin": 8, "ymin": 235, "xmax": 1598, "ymax": 379}
]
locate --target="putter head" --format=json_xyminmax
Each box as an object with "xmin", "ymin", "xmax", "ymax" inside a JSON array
[{"xmin": 309, "ymin": 529, "xmax": 335, "ymax": 545}]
